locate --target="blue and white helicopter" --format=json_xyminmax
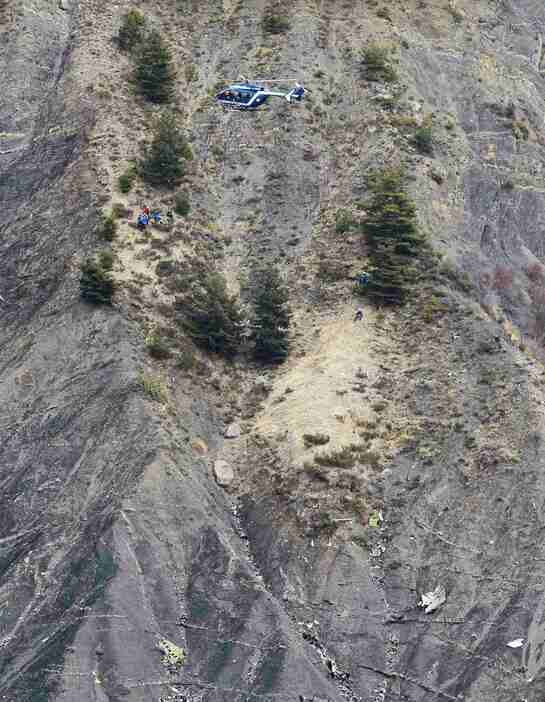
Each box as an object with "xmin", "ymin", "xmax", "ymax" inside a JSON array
[{"xmin": 216, "ymin": 77, "xmax": 306, "ymax": 111}]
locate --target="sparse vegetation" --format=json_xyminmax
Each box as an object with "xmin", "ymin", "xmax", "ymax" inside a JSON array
[
  {"xmin": 315, "ymin": 447, "xmax": 356, "ymax": 469},
  {"xmin": 176, "ymin": 347, "xmax": 196, "ymax": 370},
  {"xmin": 99, "ymin": 213, "xmax": 117, "ymax": 241},
  {"xmin": 80, "ymin": 259, "xmax": 115, "ymax": 305},
  {"xmin": 112, "ymin": 202, "xmax": 128, "ymax": 218},
  {"xmin": 178, "ymin": 272, "xmax": 242, "ymax": 358},
  {"xmin": 303, "ymin": 433, "xmax": 330, "ymax": 448},
  {"xmin": 174, "ymin": 192, "xmax": 191, "ymax": 217},
  {"xmin": 145, "ymin": 330, "xmax": 172, "ymax": 359},
  {"xmin": 361, "ymin": 168, "xmax": 425, "ymax": 305},
  {"xmin": 361, "ymin": 43, "xmax": 397, "ymax": 82},
  {"xmin": 512, "ymin": 120, "xmax": 529, "ymax": 140},
  {"xmin": 262, "ymin": 11, "xmax": 290, "ymax": 34},
  {"xmin": 98, "ymin": 249, "xmax": 114, "ymax": 271},
  {"xmin": 118, "ymin": 9, "xmax": 145, "ymax": 52},
  {"xmin": 141, "ymin": 112, "xmax": 191, "ymax": 187},
  {"xmin": 134, "ymin": 30, "xmax": 176, "ymax": 103},
  {"xmin": 316, "ymin": 256, "xmax": 347, "ymax": 282},
  {"xmin": 304, "ymin": 462, "xmax": 330, "ymax": 482},
  {"xmin": 118, "ymin": 164, "xmax": 137, "ymax": 193},
  {"xmin": 138, "ymin": 372, "xmax": 168, "ymax": 402},
  {"xmin": 413, "ymin": 120, "xmax": 434, "ymax": 155},
  {"xmin": 335, "ymin": 209, "xmax": 357, "ymax": 234},
  {"xmin": 376, "ymin": 7, "xmax": 392, "ymax": 20},
  {"xmin": 251, "ymin": 265, "xmax": 291, "ymax": 363}
]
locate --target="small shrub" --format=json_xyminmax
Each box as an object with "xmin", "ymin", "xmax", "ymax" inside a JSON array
[
  {"xmin": 391, "ymin": 115, "xmax": 418, "ymax": 128},
  {"xmin": 80, "ymin": 259, "xmax": 115, "ymax": 305},
  {"xmin": 112, "ymin": 202, "xmax": 128, "ymax": 218},
  {"xmin": 138, "ymin": 372, "xmax": 167, "ymax": 402},
  {"xmin": 174, "ymin": 192, "xmax": 191, "ymax": 217},
  {"xmin": 376, "ymin": 7, "xmax": 391, "ymax": 20},
  {"xmin": 414, "ymin": 124, "xmax": 433, "ymax": 154},
  {"xmin": 361, "ymin": 43, "xmax": 397, "ymax": 82},
  {"xmin": 316, "ymin": 511, "xmax": 338, "ymax": 535},
  {"xmin": 512, "ymin": 120, "xmax": 529, "ymax": 140},
  {"xmin": 118, "ymin": 164, "xmax": 137, "ymax": 193},
  {"xmin": 98, "ymin": 249, "xmax": 114, "ymax": 271},
  {"xmin": 185, "ymin": 64, "xmax": 198, "ymax": 82},
  {"xmin": 99, "ymin": 214, "xmax": 117, "ymax": 241},
  {"xmin": 262, "ymin": 12, "xmax": 290, "ymax": 34},
  {"xmin": 145, "ymin": 331, "xmax": 172, "ymax": 359},
  {"xmin": 335, "ymin": 209, "xmax": 356, "ymax": 234},
  {"xmin": 315, "ymin": 447, "xmax": 356, "ymax": 469},
  {"xmin": 304, "ymin": 462, "xmax": 330, "ymax": 482},
  {"xmin": 118, "ymin": 9, "xmax": 145, "ymax": 52},
  {"xmin": 176, "ymin": 348, "xmax": 195, "ymax": 370},
  {"xmin": 303, "ymin": 433, "xmax": 330, "ymax": 448},
  {"xmin": 422, "ymin": 295, "xmax": 448, "ymax": 322}
]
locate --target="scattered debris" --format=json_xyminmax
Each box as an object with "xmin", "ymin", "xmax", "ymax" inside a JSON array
[
  {"xmin": 418, "ymin": 585, "xmax": 446, "ymax": 613},
  {"xmin": 158, "ymin": 638, "xmax": 186, "ymax": 673},
  {"xmin": 506, "ymin": 638, "xmax": 524, "ymax": 648},
  {"xmin": 224, "ymin": 422, "xmax": 241, "ymax": 439},
  {"xmin": 368, "ymin": 510, "xmax": 383, "ymax": 528}
]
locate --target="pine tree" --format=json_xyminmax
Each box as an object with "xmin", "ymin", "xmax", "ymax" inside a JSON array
[
  {"xmin": 80, "ymin": 260, "xmax": 115, "ymax": 305},
  {"xmin": 141, "ymin": 112, "xmax": 190, "ymax": 188},
  {"xmin": 252, "ymin": 266, "xmax": 291, "ymax": 363},
  {"xmin": 134, "ymin": 30, "xmax": 175, "ymax": 103},
  {"xmin": 362, "ymin": 169, "xmax": 423, "ymax": 305},
  {"xmin": 180, "ymin": 273, "xmax": 242, "ymax": 358}
]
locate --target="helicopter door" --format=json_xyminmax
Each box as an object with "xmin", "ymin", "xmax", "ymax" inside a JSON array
[{"xmin": 239, "ymin": 90, "xmax": 255, "ymax": 104}]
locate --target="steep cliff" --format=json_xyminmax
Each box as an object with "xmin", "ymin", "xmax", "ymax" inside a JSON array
[{"xmin": 3, "ymin": 1, "xmax": 545, "ymax": 701}]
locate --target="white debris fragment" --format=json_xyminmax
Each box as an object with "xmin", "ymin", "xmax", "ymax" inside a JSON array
[
  {"xmin": 418, "ymin": 585, "xmax": 446, "ymax": 614},
  {"xmin": 506, "ymin": 638, "xmax": 524, "ymax": 648}
]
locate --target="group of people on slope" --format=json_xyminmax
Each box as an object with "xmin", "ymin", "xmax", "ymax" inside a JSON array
[{"xmin": 137, "ymin": 205, "xmax": 173, "ymax": 231}]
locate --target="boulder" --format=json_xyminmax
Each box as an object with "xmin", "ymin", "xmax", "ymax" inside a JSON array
[{"xmin": 213, "ymin": 460, "xmax": 234, "ymax": 487}]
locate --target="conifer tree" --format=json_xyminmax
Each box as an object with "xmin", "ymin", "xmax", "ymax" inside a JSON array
[
  {"xmin": 134, "ymin": 30, "xmax": 175, "ymax": 103},
  {"xmin": 362, "ymin": 169, "xmax": 423, "ymax": 305},
  {"xmin": 80, "ymin": 259, "xmax": 115, "ymax": 305},
  {"xmin": 252, "ymin": 265, "xmax": 291, "ymax": 363},
  {"xmin": 141, "ymin": 112, "xmax": 190, "ymax": 187},
  {"xmin": 180, "ymin": 273, "xmax": 242, "ymax": 358}
]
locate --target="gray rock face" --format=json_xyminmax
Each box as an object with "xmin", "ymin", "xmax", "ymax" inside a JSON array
[
  {"xmin": 213, "ymin": 459, "xmax": 234, "ymax": 487},
  {"xmin": 3, "ymin": 2, "xmax": 545, "ymax": 702}
]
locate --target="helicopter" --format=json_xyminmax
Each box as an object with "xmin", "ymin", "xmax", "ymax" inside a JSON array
[{"xmin": 215, "ymin": 77, "xmax": 306, "ymax": 111}]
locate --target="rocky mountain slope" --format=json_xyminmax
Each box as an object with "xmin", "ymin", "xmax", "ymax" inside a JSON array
[{"xmin": 3, "ymin": 0, "xmax": 545, "ymax": 700}]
